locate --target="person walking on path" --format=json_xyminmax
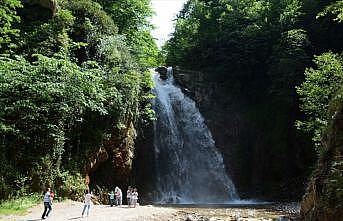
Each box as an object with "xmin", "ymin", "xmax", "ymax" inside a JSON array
[
  {"xmin": 41, "ymin": 187, "xmax": 52, "ymax": 219},
  {"xmin": 131, "ymin": 188, "xmax": 138, "ymax": 208},
  {"xmin": 81, "ymin": 189, "xmax": 92, "ymax": 217},
  {"xmin": 115, "ymin": 186, "xmax": 122, "ymax": 207},
  {"xmin": 126, "ymin": 186, "xmax": 132, "ymax": 207},
  {"xmin": 108, "ymin": 190, "xmax": 115, "ymax": 207}
]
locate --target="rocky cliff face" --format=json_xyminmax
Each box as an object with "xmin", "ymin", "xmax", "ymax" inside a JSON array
[
  {"xmin": 87, "ymin": 120, "xmax": 137, "ymax": 195},
  {"xmin": 132, "ymin": 120, "xmax": 156, "ymax": 203},
  {"xmin": 173, "ymin": 66, "xmax": 315, "ymax": 200},
  {"xmin": 300, "ymin": 97, "xmax": 343, "ymax": 220},
  {"xmin": 21, "ymin": 0, "xmax": 57, "ymax": 21}
]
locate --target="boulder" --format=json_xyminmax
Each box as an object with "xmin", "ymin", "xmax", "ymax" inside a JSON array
[
  {"xmin": 23, "ymin": 0, "xmax": 57, "ymax": 14},
  {"xmin": 186, "ymin": 215, "xmax": 197, "ymax": 221},
  {"xmin": 84, "ymin": 147, "xmax": 109, "ymax": 175},
  {"xmin": 20, "ymin": 0, "xmax": 57, "ymax": 22},
  {"xmin": 155, "ymin": 66, "xmax": 168, "ymax": 80}
]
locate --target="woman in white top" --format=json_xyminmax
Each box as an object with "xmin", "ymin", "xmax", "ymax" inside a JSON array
[
  {"xmin": 131, "ymin": 188, "xmax": 138, "ymax": 208},
  {"xmin": 114, "ymin": 186, "xmax": 122, "ymax": 206},
  {"xmin": 82, "ymin": 189, "xmax": 92, "ymax": 217}
]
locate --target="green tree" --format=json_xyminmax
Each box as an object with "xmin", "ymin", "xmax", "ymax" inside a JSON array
[
  {"xmin": 0, "ymin": 0, "xmax": 22, "ymax": 50},
  {"xmin": 0, "ymin": 0, "xmax": 156, "ymax": 199},
  {"xmin": 318, "ymin": 0, "xmax": 343, "ymax": 22},
  {"xmin": 297, "ymin": 53, "xmax": 343, "ymax": 150},
  {"xmin": 95, "ymin": 0, "xmax": 160, "ymax": 68}
]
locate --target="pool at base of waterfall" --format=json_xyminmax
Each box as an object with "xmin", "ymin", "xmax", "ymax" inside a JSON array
[{"xmin": 153, "ymin": 202, "xmax": 300, "ymax": 221}]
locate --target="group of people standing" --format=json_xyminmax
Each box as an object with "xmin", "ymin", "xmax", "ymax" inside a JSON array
[
  {"xmin": 127, "ymin": 186, "xmax": 139, "ymax": 208},
  {"xmin": 108, "ymin": 186, "xmax": 138, "ymax": 208},
  {"xmin": 40, "ymin": 186, "xmax": 139, "ymax": 219}
]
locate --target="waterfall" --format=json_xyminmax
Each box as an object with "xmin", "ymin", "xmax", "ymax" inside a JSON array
[{"xmin": 152, "ymin": 67, "xmax": 239, "ymax": 203}]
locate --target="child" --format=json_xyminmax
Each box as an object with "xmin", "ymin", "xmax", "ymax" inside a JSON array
[
  {"xmin": 50, "ymin": 190, "xmax": 55, "ymax": 201},
  {"xmin": 82, "ymin": 189, "xmax": 92, "ymax": 217},
  {"xmin": 131, "ymin": 188, "xmax": 138, "ymax": 208},
  {"xmin": 126, "ymin": 186, "xmax": 132, "ymax": 207},
  {"xmin": 108, "ymin": 190, "xmax": 115, "ymax": 207}
]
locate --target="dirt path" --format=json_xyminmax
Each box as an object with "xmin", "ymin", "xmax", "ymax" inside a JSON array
[
  {"xmin": 1, "ymin": 201, "xmax": 299, "ymax": 221},
  {"xmin": 1, "ymin": 201, "xmax": 177, "ymax": 221}
]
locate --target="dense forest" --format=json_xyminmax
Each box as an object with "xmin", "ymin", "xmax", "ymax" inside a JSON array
[
  {"xmin": 164, "ymin": 0, "xmax": 343, "ymax": 219},
  {"xmin": 0, "ymin": 0, "xmax": 160, "ymax": 200},
  {"xmin": 165, "ymin": 0, "xmax": 343, "ymax": 151},
  {"xmin": 1, "ymin": 0, "xmax": 343, "ymax": 219}
]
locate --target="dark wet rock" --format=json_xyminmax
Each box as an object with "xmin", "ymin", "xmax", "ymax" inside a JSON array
[
  {"xmin": 23, "ymin": 0, "xmax": 57, "ymax": 14},
  {"xmin": 84, "ymin": 147, "xmax": 109, "ymax": 174},
  {"xmin": 21, "ymin": 0, "xmax": 57, "ymax": 21},
  {"xmin": 132, "ymin": 120, "xmax": 155, "ymax": 203},
  {"xmin": 88, "ymin": 120, "xmax": 137, "ymax": 203},
  {"xmin": 155, "ymin": 66, "xmax": 168, "ymax": 80},
  {"xmin": 172, "ymin": 66, "xmax": 315, "ymax": 201},
  {"xmin": 197, "ymin": 217, "xmax": 209, "ymax": 221}
]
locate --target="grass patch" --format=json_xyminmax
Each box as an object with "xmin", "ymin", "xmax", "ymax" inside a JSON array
[{"xmin": 0, "ymin": 194, "xmax": 41, "ymax": 216}]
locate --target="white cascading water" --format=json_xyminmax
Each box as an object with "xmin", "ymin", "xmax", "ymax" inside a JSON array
[{"xmin": 153, "ymin": 67, "xmax": 239, "ymax": 203}]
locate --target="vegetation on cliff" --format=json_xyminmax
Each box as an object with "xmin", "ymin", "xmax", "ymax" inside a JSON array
[
  {"xmin": 0, "ymin": 0, "xmax": 158, "ymax": 200},
  {"xmin": 166, "ymin": 0, "xmax": 343, "ymax": 216},
  {"xmin": 164, "ymin": 0, "xmax": 343, "ymax": 200},
  {"xmin": 297, "ymin": 3, "xmax": 343, "ymax": 219}
]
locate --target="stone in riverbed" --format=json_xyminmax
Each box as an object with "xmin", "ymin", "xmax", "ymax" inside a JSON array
[
  {"xmin": 209, "ymin": 218, "xmax": 225, "ymax": 221},
  {"xmin": 155, "ymin": 66, "xmax": 168, "ymax": 80},
  {"xmin": 186, "ymin": 214, "xmax": 197, "ymax": 221}
]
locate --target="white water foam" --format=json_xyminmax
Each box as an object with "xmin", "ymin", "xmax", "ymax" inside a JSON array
[{"xmin": 152, "ymin": 67, "xmax": 239, "ymax": 204}]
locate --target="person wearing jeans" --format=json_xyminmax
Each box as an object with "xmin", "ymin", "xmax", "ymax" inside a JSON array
[
  {"xmin": 82, "ymin": 189, "xmax": 92, "ymax": 217},
  {"xmin": 41, "ymin": 187, "xmax": 52, "ymax": 219}
]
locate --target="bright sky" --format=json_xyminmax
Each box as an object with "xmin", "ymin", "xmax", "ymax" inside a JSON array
[{"xmin": 150, "ymin": 0, "xmax": 188, "ymax": 48}]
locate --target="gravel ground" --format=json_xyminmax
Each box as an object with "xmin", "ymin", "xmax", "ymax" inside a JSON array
[
  {"xmin": 0, "ymin": 201, "xmax": 177, "ymax": 221},
  {"xmin": 0, "ymin": 201, "xmax": 300, "ymax": 221}
]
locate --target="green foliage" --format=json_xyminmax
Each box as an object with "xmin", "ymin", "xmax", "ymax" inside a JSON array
[
  {"xmin": 296, "ymin": 3, "xmax": 343, "ymax": 216},
  {"xmin": 97, "ymin": 35, "xmax": 137, "ymax": 72},
  {"xmin": 323, "ymin": 158, "xmax": 343, "ymax": 207},
  {"xmin": 279, "ymin": 0, "xmax": 304, "ymax": 29},
  {"xmin": 130, "ymin": 29, "xmax": 162, "ymax": 68},
  {"xmin": 296, "ymin": 53, "xmax": 343, "ymax": 150},
  {"xmin": 54, "ymin": 171, "xmax": 86, "ymax": 201},
  {"xmin": 164, "ymin": 0, "xmax": 343, "ymax": 198},
  {"xmin": 165, "ymin": 0, "xmax": 306, "ymax": 73},
  {"xmin": 95, "ymin": 0, "xmax": 161, "ymax": 68},
  {"xmin": 165, "ymin": 0, "xmax": 343, "ymax": 143},
  {"xmin": 0, "ymin": 55, "xmax": 106, "ymax": 195},
  {"xmin": 268, "ymin": 29, "xmax": 311, "ymax": 97},
  {"xmin": 17, "ymin": 8, "xmax": 75, "ymax": 57},
  {"xmin": 64, "ymin": 0, "xmax": 117, "ymax": 38},
  {"xmin": 0, "ymin": 0, "xmax": 22, "ymax": 50},
  {"xmin": 0, "ymin": 0, "xmax": 157, "ymax": 200},
  {"xmin": 0, "ymin": 193, "xmax": 41, "ymax": 215},
  {"xmin": 95, "ymin": 0, "xmax": 153, "ymax": 35},
  {"xmin": 318, "ymin": 0, "xmax": 343, "ymax": 22}
]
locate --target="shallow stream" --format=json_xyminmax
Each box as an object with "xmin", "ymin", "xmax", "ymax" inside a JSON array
[{"xmin": 156, "ymin": 203, "xmax": 300, "ymax": 221}]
